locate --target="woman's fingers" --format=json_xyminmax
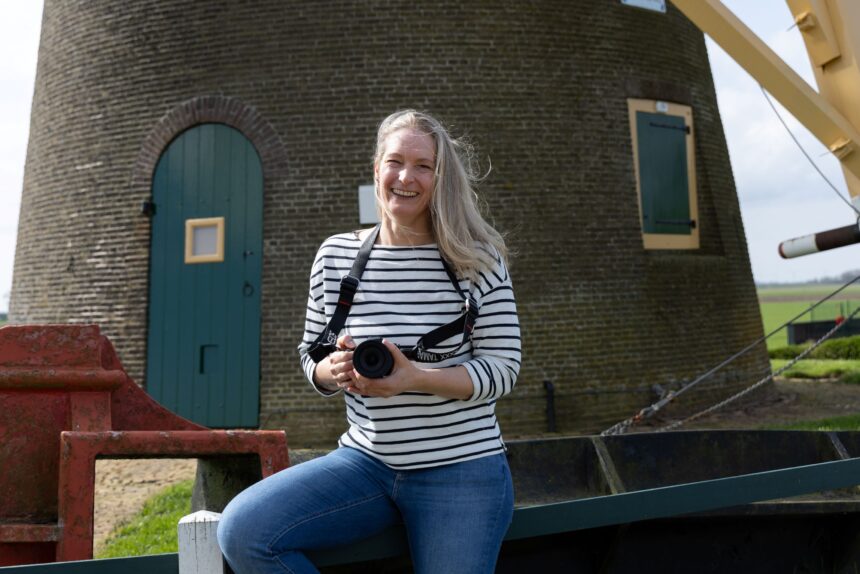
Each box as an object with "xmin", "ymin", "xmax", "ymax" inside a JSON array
[
  {"xmin": 329, "ymin": 350, "xmax": 357, "ymax": 388},
  {"xmin": 382, "ymin": 339, "xmax": 412, "ymax": 370},
  {"xmin": 330, "ymin": 335, "xmax": 356, "ymax": 388},
  {"xmin": 337, "ymin": 334, "xmax": 356, "ymax": 350}
]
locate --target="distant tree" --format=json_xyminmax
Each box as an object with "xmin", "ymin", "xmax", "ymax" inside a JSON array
[
  {"xmin": 841, "ymin": 269, "xmax": 860, "ymax": 283},
  {"xmin": 755, "ymin": 268, "xmax": 860, "ymax": 287}
]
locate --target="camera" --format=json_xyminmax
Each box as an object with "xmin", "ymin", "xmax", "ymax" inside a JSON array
[{"xmin": 352, "ymin": 339, "xmax": 394, "ymax": 379}]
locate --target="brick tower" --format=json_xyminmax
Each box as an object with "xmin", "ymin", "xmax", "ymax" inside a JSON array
[{"xmin": 10, "ymin": 0, "xmax": 768, "ymax": 444}]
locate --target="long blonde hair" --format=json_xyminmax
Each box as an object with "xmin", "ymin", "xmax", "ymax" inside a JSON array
[{"xmin": 373, "ymin": 110, "xmax": 508, "ymax": 280}]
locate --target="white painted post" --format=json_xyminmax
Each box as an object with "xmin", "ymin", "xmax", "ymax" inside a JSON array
[{"xmin": 178, "ymin": 510, "xmax": 226, "ymax": 574}]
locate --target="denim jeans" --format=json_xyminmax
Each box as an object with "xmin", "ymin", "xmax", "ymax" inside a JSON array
[{"xmin": 217, "ymin": 447, "xmax": 514, "ymax": 574}]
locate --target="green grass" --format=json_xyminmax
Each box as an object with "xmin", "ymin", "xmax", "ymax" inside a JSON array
[
  {"xmin": 759, "ymin": 299, "xmax": 858, "ymax": 349},
  {"xmin": 97, "ymin": 479, "xmax": 193, "ymax": 558},
  {"xmin": 767, "ymin": 413, "xmax": 860, "ymax": 431},
  {"xmin": 770, "ymin": 359, "xmax": 860, "ymax": 381}
]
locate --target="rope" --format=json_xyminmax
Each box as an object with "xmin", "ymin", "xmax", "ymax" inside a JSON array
[
  {"xmin": 601, "ymin": 274, "xmax": 860, "ymax": 436},
  {"xmin": 659, "ymin": 305, "xmax": 860, "ymax": 431}
]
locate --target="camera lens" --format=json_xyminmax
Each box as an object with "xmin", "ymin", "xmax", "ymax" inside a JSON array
[{"xmin": 352, "ymin": 339, "xmax": 394, "ymax": 379}]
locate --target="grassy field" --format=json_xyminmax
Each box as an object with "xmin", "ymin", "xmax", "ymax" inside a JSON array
[
  {"xmin": 758, "ymin": 284, "xmax": 859, "ymax": 349},
  {"xmin": 771, "ymin": 359, "xmax": 860, "ymax": 383},
  {"xmin": 769, "ymin": 413, "xmax": 860, "ymax": 431},
  {"xmin": 97, "ymin": 480, "xmax": 192, "ymax": 558}
]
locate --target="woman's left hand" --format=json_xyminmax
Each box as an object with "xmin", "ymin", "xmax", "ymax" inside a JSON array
[{"xmin": 345, "ymin": 339, "xmax": 419, "ymax": 398}]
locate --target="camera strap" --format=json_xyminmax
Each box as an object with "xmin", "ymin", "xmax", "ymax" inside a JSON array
[{"xmin": 307, "ymin": 224, "xmax": 479, "ymax": 364}]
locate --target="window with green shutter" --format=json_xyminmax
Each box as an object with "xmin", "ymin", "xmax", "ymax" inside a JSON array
[{"xmin": 628, "ymin": 99, "xmax": 699, "ymax": 249}]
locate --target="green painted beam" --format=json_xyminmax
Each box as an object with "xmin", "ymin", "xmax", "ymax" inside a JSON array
[
  {"xmin": 6, "ymin": 458, "xmax": 860, "ymax": 571},
  {"xmin": 310, "ymin": 456, "xmax": 860, "ymax": 567},
  {"xmin": 506, "ymin": 455, "xmax": 860, "ymax": 539},
  {"xmin": 0, "ymin": 554, "xmax": 177, "ymax": 573}
]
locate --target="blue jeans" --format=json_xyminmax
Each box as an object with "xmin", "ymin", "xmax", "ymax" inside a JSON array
[{"xmin": 218, "ymin": 447, "xmax": 514, "ymax": 574}]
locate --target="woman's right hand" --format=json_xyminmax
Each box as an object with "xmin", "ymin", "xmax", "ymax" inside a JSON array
[{"xmin": 327, "ymin": 335, "xmax": 358, "ymax": 390}]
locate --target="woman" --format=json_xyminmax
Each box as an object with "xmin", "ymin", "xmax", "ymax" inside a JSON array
[{"xmin": 218, "ymin": 110, "xmax": 521, "ymax": 573}]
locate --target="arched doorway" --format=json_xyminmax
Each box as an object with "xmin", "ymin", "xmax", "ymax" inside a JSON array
[{"xmin": 146, "ymin": 123, "xmax": 262, "ymax": 427}]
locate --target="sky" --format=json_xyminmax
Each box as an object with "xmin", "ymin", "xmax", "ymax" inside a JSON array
[{"xmin": 1, "ymin": 2, "xmax": 859, "ymax": 313}]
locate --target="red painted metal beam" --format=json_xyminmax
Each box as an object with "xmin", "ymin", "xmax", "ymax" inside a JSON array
[
  {"xmin": 0, "ymin": 526, "xmax": 60, "ymax": 543},
  {"xmin": 0, "ymin": 370, "xmax": 125, "ymax": 391},
  {"xmin": 56, "ymin": 430, "xmax": 289, "ymax": 561}
]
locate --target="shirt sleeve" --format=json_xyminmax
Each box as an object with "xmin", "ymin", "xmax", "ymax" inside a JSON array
[
  {"xmin": 297, "ymin": 247, "xmax": 341, "ymax": 397},
  {"xmin": 459, "ymin": 250, "xmax": 521, "ymax": 402}
]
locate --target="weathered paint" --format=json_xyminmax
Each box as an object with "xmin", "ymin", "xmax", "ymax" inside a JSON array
[
  {"xmin": 0, "ymin": 325, "xmax": 288, "ymax": 567},
  {"xmin": 178, "ymin": 511, "xmax": 224, "ymax": 574}
]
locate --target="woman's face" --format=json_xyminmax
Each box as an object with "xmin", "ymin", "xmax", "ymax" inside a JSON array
[{"xmin": 375, "ymin": 128, "xmax": 436, "ymax": 230}]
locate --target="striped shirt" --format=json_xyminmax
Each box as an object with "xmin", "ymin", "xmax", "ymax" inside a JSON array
[{"xmin": 298, "ymin": 231, "xmax": 521, "ymax": 469}]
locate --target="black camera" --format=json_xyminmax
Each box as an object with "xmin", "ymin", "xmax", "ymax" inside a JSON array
[{"xmin": 352, "ymin": 339, "xmax": 394, "ymax": 379}]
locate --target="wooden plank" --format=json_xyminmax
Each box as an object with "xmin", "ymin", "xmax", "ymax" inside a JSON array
[
  {"xmin": 208, "ymin": 125, "xmax": 232, "ymax": 428},
  {"xmin": 636, "ymin": 112, "xmax": 690, "ymax": 236},
  {"xmin": 240, "ymin": 141, "xmax": 263, "ymax": 427},
  {"xmin": 176, "ymin": 127, "xmax": 200, "ymax": 421},
  {"xmin": 145, "ymin": 154, "xmax": 169, "ymax": 402},
  {"xmin": 193, "ymin": 124, "xmax": 215, "ymax": 424},
  {"xmin": 223, "ymin": 127, "xmax": 244, "ymax": 428},
  {"xmin": 163, "ymin": 139, "xmax": 185, "ymax": 413},
  {"xmin": 178, "ymin": 511, "xmax": 225, "ymax": 574}
]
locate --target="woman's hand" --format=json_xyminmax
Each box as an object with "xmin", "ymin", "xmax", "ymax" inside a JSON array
[
  {"xmin": 330, "ymin": 335, "xmax": 359, "ymax": 389},
  {"xmin": 348, "ymin": 339, "xmax": 418, "ymax": 398},
  {"xmin": 313, "ymin": 335, "xmax": 358, "ymax": 392}
]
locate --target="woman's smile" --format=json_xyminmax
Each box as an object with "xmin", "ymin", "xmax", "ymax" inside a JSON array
[{"xmin": 390, "ymin": 188, "xmax": 419, "ymax": 198}]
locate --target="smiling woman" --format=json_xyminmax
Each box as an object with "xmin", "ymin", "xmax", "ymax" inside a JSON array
[{"xmin": 218, "ymin": 110, "xmax": 521, "ymax": 574}]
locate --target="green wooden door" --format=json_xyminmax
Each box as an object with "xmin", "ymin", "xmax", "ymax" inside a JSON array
[
  {"xmin": 147, "ymin": 124, "xmax": 262, "ymax": 427},
  {"xmin": 635, "ymin": 111, "xmax": 692, "ymax": 235}
]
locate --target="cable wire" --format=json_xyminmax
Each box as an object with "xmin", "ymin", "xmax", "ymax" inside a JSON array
[
  {"xmin": 660, "ymin": 304, "xmax": 860, "ymax": 431},
  {"xmin": 601, "ymin": 273, "xmax": 860, "ymax": 436},
  {"xmin": 760, "ymin": 86, "xmax": 860, "ymax": 217}
]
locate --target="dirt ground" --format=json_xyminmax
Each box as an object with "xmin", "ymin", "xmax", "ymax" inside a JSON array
[
  {"xmin": 91, "ymin": 377, "xmax": 860, "ymax": 553},
  {"xmin": 93, "ymin": 458, "xmax": 197, "ymax": 553},
  {"xmin": 666, "ymin": 377, "xmax": 860, "ymax": 430}
]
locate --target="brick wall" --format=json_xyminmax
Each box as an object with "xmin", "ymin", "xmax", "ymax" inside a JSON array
[{"xmin": 10, "ymin": 0, "xmax": 769, "ymax": 446}]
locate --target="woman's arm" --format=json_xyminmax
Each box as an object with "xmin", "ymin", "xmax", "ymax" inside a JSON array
[
  {"xmin": 345, "ymin": 340, "xmax": 473, "ymax": 399},
  {"xmin": 458, "ymin": 254, "xmax": 521, "ymax": 401},
  {"xmin": 298, "ymin": 243, "xmax": 350, "ymax": 397}
]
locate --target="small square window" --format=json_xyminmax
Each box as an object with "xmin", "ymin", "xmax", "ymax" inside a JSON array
[{"xmin": 185, "ymin": 217, "xmax": 225, "ymax": 264}]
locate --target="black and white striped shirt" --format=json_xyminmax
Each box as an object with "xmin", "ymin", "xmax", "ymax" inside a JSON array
[{"xmin": 298, "ymin": 231, "xmax": 521, "ymax": 469}]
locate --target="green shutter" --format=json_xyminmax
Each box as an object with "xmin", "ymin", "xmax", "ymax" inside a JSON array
[{"xmin": 635, "ymin": 111, "xmax": 692, "ymax": 235}]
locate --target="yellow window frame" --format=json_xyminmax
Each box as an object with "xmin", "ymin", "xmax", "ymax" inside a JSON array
[
  {"xmin": 185, "ymin": 217, "xmax": 225, "ymax": 264},
  {"xmin": 628, "ymin": 98, "xmax": 699, "ymax": 250}
]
